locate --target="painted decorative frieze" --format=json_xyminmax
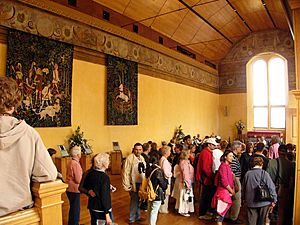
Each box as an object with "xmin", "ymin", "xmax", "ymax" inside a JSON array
[
  {"xmin": 219, "ymin": 30, "xmax": 295, "ymax": 94},
  {"xmin": 0, "ymin": 0, "xmax": 219, "ymax": 93}
]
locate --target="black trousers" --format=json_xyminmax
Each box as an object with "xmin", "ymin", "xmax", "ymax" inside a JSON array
[{"xmin": 199, "ymin": 184, "xmax": 215, "ymax": 216}]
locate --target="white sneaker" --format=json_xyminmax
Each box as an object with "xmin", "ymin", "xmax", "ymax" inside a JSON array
[
  {"xmin": 198, "ymin": 215, "xmax": 211, "ymax": 220},
  {"xmin": 180, "ymin": 213, "xmax": 190, "ymax": 217}
]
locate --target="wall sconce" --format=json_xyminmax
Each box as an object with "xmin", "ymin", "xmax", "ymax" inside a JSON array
[{"xmin": 224, "ymin": 106, "xmax": 229, "ymax": 117}]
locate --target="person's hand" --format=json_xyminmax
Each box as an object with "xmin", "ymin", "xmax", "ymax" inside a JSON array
[
  {"xmin": 231, "ymin": 191, "xmax": 236, "ymax": 196},
  {"xmin": 271, "ymin": 202, "xmax": 276, "ymax": 208},
  {"xmin": 110, "ymin": 185, "xmax": 117, "ymax": 192},
  {"xmin": 106, "ymin": 214, "xmax": 112, "ymax": 225},
  {"xmin": 88, "ymin": 190, "xmax": 96, "ymax": 197}
]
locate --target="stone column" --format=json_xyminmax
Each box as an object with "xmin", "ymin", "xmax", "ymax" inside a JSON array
[{"xmin": 290, "ymin": 0, "xmax": 300, "ymax": 224}]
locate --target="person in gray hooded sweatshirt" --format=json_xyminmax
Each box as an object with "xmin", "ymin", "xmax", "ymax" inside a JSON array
[{"xmin": 0, "ymin": 76, "xmax": 57, "ymax": 217}]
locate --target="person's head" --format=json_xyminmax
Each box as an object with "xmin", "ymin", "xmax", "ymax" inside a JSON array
[
  {"xmin": 220, "ymin": 150, "xmax": 234, "ymax": 164},
  {"xmin": 151, "ymin": 142, "xmax": 158, "ymax": 151},
  {"xmin": 271, "ymin": 135, "xmax": 280, "ymax": 144},
  {"xmin": 180, "ymin": 149, "xmax": 190, "ymax": 160},
  {"xmin": 133, "ymin": 143, "xmax": 143, "ymax": 157},
  {"xmin": 253, "ymin": 156, "xmax": 264, "ymax": 167},
  {"xmin": 0, "ymin": 77, "xmax": 22, "ymax": 114},
  {"xmin": 47, "ymin": 148, "xmax": 57, "ymax": 157},
  {"xmin": 255, "ymin": 142, "xmax": 265, "ymax": 152},
  {"xmin": 220, "ymin": 140, "xmax": 228, "ymax": 151},
  {"xmin": 188, "ymin": 144, "xmax": 196, "ymax": 153},
  {"xmin": 175, "ymin": 143, "xmax": 183, "ymax": 154},
  {"xmin": 161, "ymin": 145, "xmax": 171, "ymax": 157},
  {"xmin": 286, "ymin": 143, "xmax": 295, "ymax": 152},
  {"xmin": 278, "ymin": 144, "xmax": 287, "ymax": 157},
  {"xmin": 149, "ymin": 152, "xmax": 160, "ymax": 165},
  {"xmin": 183, "ymin": 135, "xmax": 192, "ymax": 144},
  {"xmin": 231, "ymin": 140, "xmax": 242, "ymax": 154},
  {"xmin": 205, "ymin": 138, "xmax": 218, "ymax": 150},
  {"xmin": 142, "ymin": 143, "xmax": 150, "ymax": 154},
  {"xmin": 94, "ymin": 153, "xmax": 110, "ymax": 170},
  {"xmin": 246, "ymin": 142, "xmax": 254, "ymax": 154},
  {"xmin": 161, "ymin": 141, "xmax": 167, "ymax": 146},
  {"xmin": 70, "ymin": 146, "xmax": 81, "ymax": 158}
]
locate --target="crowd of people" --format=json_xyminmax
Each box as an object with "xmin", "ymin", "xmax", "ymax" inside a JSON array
[{"xmin": 120, "ymin": 134, "xmax": 296, "ymax": 225}]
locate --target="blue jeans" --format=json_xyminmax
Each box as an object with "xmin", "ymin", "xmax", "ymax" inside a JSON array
[
  {"xmin": 129, "ymin": 183, "xmax": 141, "ymax": 223},
  {"xmin": 66, "ymin": 191, "xmax": 80, "ymax": 225},
  {"xmin": 147, "ymin": 201, "xmax": 161, "ymax": 225}
]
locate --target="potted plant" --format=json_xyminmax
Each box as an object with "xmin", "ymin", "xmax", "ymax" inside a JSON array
[
  {"xmin": 173, "ymin": 125, "xmax": 185, "ymax": 144},
  {"xmin": 68, "ymin": 126, "xmax": 92, "ymax": 155},
  {"xmin": 235, "ymin": 120, "xmax": 245, "ymax": 135}
]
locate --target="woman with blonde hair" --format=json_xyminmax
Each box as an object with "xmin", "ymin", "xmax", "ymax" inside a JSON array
[
  {"xmin": 83, "ymin": 153, "xmax": 113, "ymax": 225},
  {"xmin": 176, "ymin": 149, "xmax": 194, "ymax": 216},
  {"xmin": 159, "ymin": 146, "xmax": 172, "ymax": 213},
  {"xmin": 66, "ymin": 146, "xmax": 83, "ymax": 225}
]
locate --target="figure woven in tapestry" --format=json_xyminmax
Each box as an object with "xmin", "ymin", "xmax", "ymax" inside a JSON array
[
  {"xmin": 107, "ymin": 55, "xmax": 137, "ymax": 125},
  {"xmin": 6, "ymin": 29, "xmax": 73, "ymax": 127}
]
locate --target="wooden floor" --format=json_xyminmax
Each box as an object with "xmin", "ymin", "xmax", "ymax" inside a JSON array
[{"xmin": 62, "ymin": 173, "xmax": 281, "ymax": 225}]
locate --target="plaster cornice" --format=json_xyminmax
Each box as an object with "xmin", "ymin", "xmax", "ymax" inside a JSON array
[{"xmin": 0, "ymin": 0, "xmax": 218, "ymax": 93}]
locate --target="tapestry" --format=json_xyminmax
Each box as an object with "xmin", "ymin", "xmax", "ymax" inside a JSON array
[
  {"xmin": 6, "ymin": 29, "xmax": 73, "ymax": 127},
  {"xmin": 107, "ymin": 55, "xmax": 138, "ymax": 125}
]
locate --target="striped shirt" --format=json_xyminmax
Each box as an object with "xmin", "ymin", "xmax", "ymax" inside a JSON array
[{"xmin": 230, "ymin": 153, "xmax": 241, "ymax": 178}]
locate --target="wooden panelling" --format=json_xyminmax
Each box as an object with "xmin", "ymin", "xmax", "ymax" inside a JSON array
[
  {"xmin": 93, "ymin": 0, "xmax": 289, "ymax": 62},
  {"xmin": 92, "ymin": 0, "xmax": 130, "ymax": 14}
]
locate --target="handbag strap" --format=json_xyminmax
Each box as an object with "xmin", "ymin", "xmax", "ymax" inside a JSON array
[{"xmin": 259, "ymin": 170, "xmax": 266, "ymax": 186}]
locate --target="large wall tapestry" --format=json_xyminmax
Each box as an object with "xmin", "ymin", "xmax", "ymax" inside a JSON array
[
  {"xmin": 6, "ymin": 29, "xmax": 73, "ymax": 127},
  {"xmin": 107, "ymin": 55, "xmax": 137, "ymax": 125}
]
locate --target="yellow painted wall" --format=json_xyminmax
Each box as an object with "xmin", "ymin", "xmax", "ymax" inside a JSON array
[
  {"xmin": 39, "ymin": 59, "xmax": 219, "ymax": 156},
  {"xmin": 0, "ymin": 46, "xmax": 219, "ymax": 156},
  {"xmin": 219, "ymin": 93, "xmax": 247, "ymax": 141},
  {"xmin": 219, "ymin": 91, "xmax": 297, "ymax": 142}
]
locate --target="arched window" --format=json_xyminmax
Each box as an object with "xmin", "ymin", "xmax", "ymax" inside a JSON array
[{"xmin": 247, "ymin": 54, "xmax": 288, "ymax": 129}]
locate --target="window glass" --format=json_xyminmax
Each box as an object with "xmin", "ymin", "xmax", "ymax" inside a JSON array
[
  {"xmin": 253, "ymin": 60, "xmax": 268, "ymax": 106},
  {"xmin": 254, "ymin": 107, "xmax": 268, "ymax": 128},
  {"xmin": 270, "ymin": 107, "xmax": 286, "ymax": 128},
  {"xmin": 269, "ymin": 58, "xmax": 286, "ymax": 105}
]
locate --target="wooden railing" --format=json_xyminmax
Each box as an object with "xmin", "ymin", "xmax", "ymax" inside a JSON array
[{"xmin": 0, "ymin": 180, "xmax": 67, "ymax": 225}]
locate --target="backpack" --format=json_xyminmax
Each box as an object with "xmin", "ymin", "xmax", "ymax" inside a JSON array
[{"xmin": 138, "ymin": 167, "xmax": 159, "ymax": 201}]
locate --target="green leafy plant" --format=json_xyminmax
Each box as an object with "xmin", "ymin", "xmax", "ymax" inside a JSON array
[
  {"xmin": 173, "ymin": 125, "xmax": 185, "ymax": 144},
  {"xmin": 235, "ymin": 120, "xmax": 245, "ymax": 131},
  {"xmin": 68, "ymin": 126, "xmax": 92, "ymax": 154}
]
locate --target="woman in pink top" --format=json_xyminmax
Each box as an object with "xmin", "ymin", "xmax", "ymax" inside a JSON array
[
  {"xmin": 268, "ymin": 135, "xmax": 280, "ymax": 159},
  {"xmin": 177, "ymin": 149, "xmax": 194, "ymax": 217},
  {"xmin": 159, "ymin": 146, "xmax": 172, "ymax": 213},
  {"xmin": 211, "ymin": 150, "xmax": 235, "ymax": 225},
  {"xmin": 66, "ymin": 146, "xmax": 83, "ymax": 225}
]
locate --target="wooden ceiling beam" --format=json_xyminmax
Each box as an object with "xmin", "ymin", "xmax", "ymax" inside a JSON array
[
  {"xmin": 281, "ymin": 0, "xmax": 294, "ymax": 39},
  {"xmin": 178, "ymin": 0, "xmax": 233, "ymax": 44},
  {"xmin": 261, "ymin": 0, "xmax": 277, "ymax": 28},
  {"xmin": 226, "ymin": 0, "xmax": 252, "ymax": 32},
  {"xmin": 121, "ymin": 0, "xmax": 218, "ymax": 28}
]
